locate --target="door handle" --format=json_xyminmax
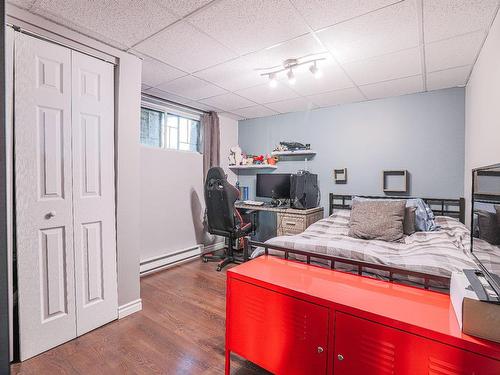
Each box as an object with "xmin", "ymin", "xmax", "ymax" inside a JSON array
[
  {"xmin": 317, "ymin": 346, "xmax": 324, "ymax": 354},
  {"xmin": 337, "ymin": 354, "xmax": 344, "ymax": 361},
  {"xmin": 45, "ymin": 211, "xmax": 56, "ymax": 219}
]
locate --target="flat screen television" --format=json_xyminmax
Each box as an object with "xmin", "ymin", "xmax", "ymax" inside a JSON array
[
  {"xmin": 256, "ymin": 173, "xmax": 291, "ymax": 199},
  {"xmin": 469, "ymin": 163, "xmax": 500, "ymax": 302}
]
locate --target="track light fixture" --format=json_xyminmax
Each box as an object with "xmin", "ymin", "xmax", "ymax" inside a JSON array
[
  {"xmin": 287, "ymin": 68, "xmax": 296, "ymax": 85},
  {"xmin": 257, "ymin": 55, "xmax": 326, "ymax": 88}
]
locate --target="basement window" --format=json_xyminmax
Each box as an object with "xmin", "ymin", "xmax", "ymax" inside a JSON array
[
  {"xmin": 140, "ymin": 104, "xmax": 202, "ymax": 153},
  {"xmin": 140, "ymin": 107, "xmax": 164, "ymax": 148}
]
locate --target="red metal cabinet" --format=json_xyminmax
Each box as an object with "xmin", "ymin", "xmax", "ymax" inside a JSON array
[
  {"xmin": 334, "ymin": 312, "xmax": 500, "ymax": 375},
  {"xmin": 227, "ymin": 278, "xmax": 329, "ymax": 375}
]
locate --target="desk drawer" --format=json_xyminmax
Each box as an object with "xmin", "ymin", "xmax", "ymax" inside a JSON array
[{"xmin": 278, "ymin": 214, "xmax": 306, "ymax": 236}]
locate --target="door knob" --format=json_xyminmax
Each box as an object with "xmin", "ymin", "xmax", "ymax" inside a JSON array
[
  {"xmin": 45, "ymin": 211, "xmax": 56, "ymax": 219},
  {"xmin": 317, "ymin": 347, "xmax": 324, "ymax": 354},
  {"xmin": 337, "ymin": 354, "xmax": 344, "ymax": 361}
]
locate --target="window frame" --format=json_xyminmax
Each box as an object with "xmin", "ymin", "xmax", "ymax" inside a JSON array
[{"xmin": 140, "ymin": 100, "xmax": 202, "ymax": 154}]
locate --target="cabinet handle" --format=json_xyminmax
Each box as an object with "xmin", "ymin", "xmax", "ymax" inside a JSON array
[
  {"xmin": 317, "ymin": 347, "xmax": 324, "ymax": 354},
  {"xmin": 337, "ymin": 354, "xmax": 344, "ymax": 361},
  {"xmin": 284, "ymin": 221, "xmax": 296, "ymax": 226}
]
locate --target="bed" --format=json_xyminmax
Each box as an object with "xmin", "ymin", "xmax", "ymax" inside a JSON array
[{"xmin": 249, "ymin": 194, "xmax": 477, "ymax": 290}]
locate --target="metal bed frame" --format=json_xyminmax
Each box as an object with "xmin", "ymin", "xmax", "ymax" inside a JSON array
[
  {"xmin": 244, "ymin": 194, "xmax": 467, "ymax": 292},
  {"xmin": 329, "ymin": 194, "xmax": 466, "ymax": 224}
]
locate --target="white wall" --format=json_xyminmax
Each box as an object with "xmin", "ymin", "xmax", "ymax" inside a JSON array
[
  {"xmin": 465, "ymin": 10, "xmax": 500, "ymax": 225},
  {"xmin": 139, "ymin": 114, "xmax": 238, "ymax": 263}
]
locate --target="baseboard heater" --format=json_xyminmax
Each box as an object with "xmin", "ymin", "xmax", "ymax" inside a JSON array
[{"xmin": 139, "ymin": 242, "xmax": 225, "ymax": 276}]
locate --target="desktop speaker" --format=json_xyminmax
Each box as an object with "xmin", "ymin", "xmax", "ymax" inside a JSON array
[{"xmin": 290, "ymin": 171, "xmax": 319, "ymax": 209}]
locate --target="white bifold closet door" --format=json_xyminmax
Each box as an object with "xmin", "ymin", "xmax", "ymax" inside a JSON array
[
  {"xmin": 71, "ymin": 51, "xmax": 118, "ymax": 336},
  {"xmin": 15, "ymin": 33, "xmax": 117, "ymax": 361}
]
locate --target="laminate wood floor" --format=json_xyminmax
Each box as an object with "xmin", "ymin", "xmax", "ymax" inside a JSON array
[{"xmin": 11, "ymin": 260, "xmax": 271, "ymax": 375}]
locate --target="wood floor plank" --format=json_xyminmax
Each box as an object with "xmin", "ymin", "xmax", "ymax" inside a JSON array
[{"xmin": 11, "ymin": 260, "xmax": 270, "ymax": 375}]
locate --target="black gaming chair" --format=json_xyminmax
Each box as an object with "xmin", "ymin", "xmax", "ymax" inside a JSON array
[{"xmin": 203, "ymin": 167, "xmax": 253, "ymax": 271}]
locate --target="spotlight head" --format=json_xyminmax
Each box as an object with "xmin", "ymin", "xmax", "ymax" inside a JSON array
[
  {"xmin": 309, "ymin": 62, "xmax": 322, "ymax": 79},
  {"xmin": 287, "ymin": 68, "xmax": 296, "ymax": 85},
  {"xmin": 268, "ymin": 72, "xmax": 277, "ymax": 88}
]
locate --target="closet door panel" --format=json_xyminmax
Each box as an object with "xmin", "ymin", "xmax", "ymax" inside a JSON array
[
  {"xmin": 71, "ymin": 51, "xmax": 118, "ymax": 335},
  {"xmin": 15, "ymin": 33, "xmax": 77, "ymax": 361}
]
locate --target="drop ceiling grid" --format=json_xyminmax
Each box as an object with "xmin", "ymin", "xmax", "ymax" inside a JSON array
[
  {"xmin": 12, "ymin": 0, "xmax": 500, "ymax": 118},
  {"xmin": 127, "ymin": 0, "xmax": 498, "ymax": 117}
]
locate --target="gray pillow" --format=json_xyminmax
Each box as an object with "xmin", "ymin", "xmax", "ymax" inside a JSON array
[
  {"xmin": 348, "ymin": 200, "xmax": 406, "ymax": 242},
  {"xmin": 477, "ymin": 210, "xmax": 500, "ymax": 245},
  {"xmin": 352, "ymin": 197, "xmax": 417, "ymax": 235},
  {"xmin": 404, "ymin": 206, "xmax": 417, "ymax": 235}
]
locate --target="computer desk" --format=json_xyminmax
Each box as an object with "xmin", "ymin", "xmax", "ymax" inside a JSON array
[{"xmin": 235, "ymin": 203, "xmax": 324, "ymax": 237}]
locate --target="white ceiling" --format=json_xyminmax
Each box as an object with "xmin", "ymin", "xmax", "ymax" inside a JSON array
[{"xmin": 9, "ymin": 0, "xmax": 500, "ymax": 120}]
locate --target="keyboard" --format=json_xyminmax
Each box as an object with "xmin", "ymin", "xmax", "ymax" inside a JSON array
[{"xmin": 242, "ymin": 200, "xmax": 265, "ymax": 206}]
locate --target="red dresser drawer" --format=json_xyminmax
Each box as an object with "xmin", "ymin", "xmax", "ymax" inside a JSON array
[
  {"xmin": 227, "ymin": 278, "xmax": 329, "ymax": 375},
  {"xmin": 334, "ymin": 312, "xmax": 500, "ymax": 375}
]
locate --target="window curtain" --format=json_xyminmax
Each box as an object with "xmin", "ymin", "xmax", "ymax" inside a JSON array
[{"xmin": 202, "ymin": 111, "xmax": 220, "ymax": 180}]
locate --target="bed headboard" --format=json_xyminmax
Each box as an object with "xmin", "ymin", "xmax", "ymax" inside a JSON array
[{"xmin": 329, "ymin": 194, "xmax": 466, "ymax": 224}]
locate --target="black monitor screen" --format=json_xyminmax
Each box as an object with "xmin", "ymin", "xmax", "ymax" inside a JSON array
[{"xmin": 256, "ymin": 173, "xmax": 291, "ymax": 199}]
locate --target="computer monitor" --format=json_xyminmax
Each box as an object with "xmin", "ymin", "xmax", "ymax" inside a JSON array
[{"xmin": 256, "ymin": 173, "xmax": 291, "ymax": 199}]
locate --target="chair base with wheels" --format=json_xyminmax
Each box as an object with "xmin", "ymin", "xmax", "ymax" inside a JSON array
[{"xmin": 203, "ymin": 229, "xmax": 251, "ymax": 271}]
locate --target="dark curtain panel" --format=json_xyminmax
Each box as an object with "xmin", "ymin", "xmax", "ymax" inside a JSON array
[
  {"xmin": 202, "ymin": 111, "xmax": 220, "ymax": 180},
  {"xmin": 1, "ymin": 0, "xmax": 11, "ymax": 373}
]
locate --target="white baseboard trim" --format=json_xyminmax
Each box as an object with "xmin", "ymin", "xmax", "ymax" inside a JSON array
[
  {"xmin": 139, "ymin": 242, "xmax": 226, "ymax": 276},
  {"xmin": 118, "ymin": 299, "xmax": 142, "ymax": 319}
]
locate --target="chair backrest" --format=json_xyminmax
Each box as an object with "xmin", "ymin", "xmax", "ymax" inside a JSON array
[{"xmin": 204, "ymin": 167, "xmax": 240, "ymax": 235}]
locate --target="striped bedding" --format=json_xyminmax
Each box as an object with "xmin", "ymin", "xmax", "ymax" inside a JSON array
[{"xmin": 251, "ymin": 209, "xmax": 478, "ymax": 287}]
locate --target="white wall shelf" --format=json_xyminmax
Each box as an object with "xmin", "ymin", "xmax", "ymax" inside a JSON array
[
  {"xmin": 271, "ymin": 150, "xmax": 317, "ymax": 157},
  {"xmin": 229, "ymin": 164, "xmax": 277, "ymax": 170}
]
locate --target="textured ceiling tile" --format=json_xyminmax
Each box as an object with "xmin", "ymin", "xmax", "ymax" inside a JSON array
[
  {"xmin": 359, "ymin": 75, "xmax": 423, "ymax": 100},
  {"xmin": 186, "ymin": 101, "xmax": 222, "ymax": 112},
  {"xmin": 141, "ymin": 57, "xmax": 187, "ymax": 87},
  {"xmin": 425, "ymin": 31, "xmax": 485, "ymax": 72},
  {"xmin": 290, "ymin": 0, "xmax": 400, "ymax": 30},
  {"xmin": 193, "ymin": 55, "xmax": 266, "ymax": 91},
  {"xmin": 218, "ymin": 112, "xmax": 245, "ymax": 121},
  {"xmin": 426, "ymin": 65, "xmax": 471, "ymax": 91},
  {"xmin": 162, "ymin": 0, "xmax": 214, "ymax": 17},
  {"xmin": 141, "ymin": 84, "xmax": 152, "ymax": 91},
  {"xmin": 231, "ymin": 105, "xmax": 279, "ymax": 119},
  {"xmin": 317, "ymin": 1, "xmax": 419, "ymax": 63},
  {"xmin": 187, "ymin": 0, "xmax": 309, "ymax": 54},
  {"xmin": 143, "ymin": 87, "xmax": 194, "ymax": 105},
  {"xmin": 7, "ymin": 0, "xmax": 36, "ymax": 9},
  {"xmin": 252, "ymin": 33, "xmax": 328, "ymax": 68},
  {"xmin": 266, "ymin": 97, "xmax": 318, "ymax": 113},
  {"xmin": 307, "ymin": 87, "xmax": 365, "ymax": 108},
  {"xmin": 342, "ymin": 48, "xmax": 422, "ymax": 85},
  {"xmin": 236, "ymin": 82, "xmax": 299, "ymax": 104},
  {"xmin": 424, "ymin": 0, "xmax": 499, "ymax": 43},
  {"xmin": 199, "ymin": 93, "xmax": 255, "ymax": 111},
  {"xmin": 32, "ymin": 0, "xmax": 179, "ymax": 48},
  {"xmin": 155, "ymin": 75, "xmax": 227, "ymax": 100},
  {"xmin": 134, "ymin": 21, "xmax": 237, "ymax": 73},
  {"xmin": 280, "ymin": 58, "xmax": 354, "ymax": 96}
]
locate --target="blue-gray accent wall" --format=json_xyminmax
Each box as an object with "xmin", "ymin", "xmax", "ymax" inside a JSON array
[{"xmin": 237, "ymin": 88, "xmax": 465, "ymax": 215}]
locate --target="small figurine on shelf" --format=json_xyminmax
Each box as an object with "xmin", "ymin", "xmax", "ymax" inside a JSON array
[
  {"xmin": 267, "ymin": 154, "xmax": 278, "ymax": 165},
  {"xmin": 253, "ymin": 155, "xmax": 264, "ymax": 165},
  {"xmin": 228, "ymin": 146, "xmax": 243, "ymax": 166}
]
